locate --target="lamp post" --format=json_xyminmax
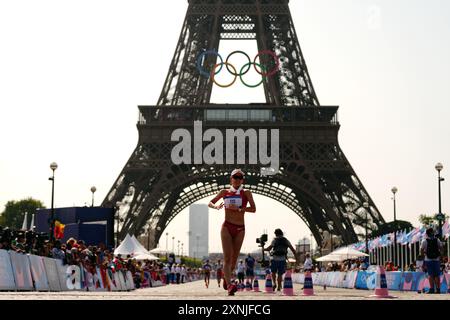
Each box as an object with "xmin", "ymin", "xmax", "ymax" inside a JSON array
[
  {"xmin": 363, "ymin": 202, "xmax": 370, "ymax": 256},
  {"xmin": 177, "ymin": 240, "xmax": 180, "ymax": 256},
  {"xmin": 147, "ymin": 226, "xmax": 151, "ymax": 250},
  {"xmin": 165, "ymin": 232, "xmax": 169, "ymax": 259},
  {"xmin": 390, "ymin": 186, "xmax": 398, "ymax": 266},
  {"xmin": 115, "ymin": 201, "xmax": 123, "ymax": 246},
  {"xmin": 329, "ymin": 221, "xmax": 334, "ymax": 252},
  {"xmin": 435, "ymin": 163, "xmax": 445, "ymax": 239},
  {"xmin": 90, "ymin": 186, "xmax": 97, "ymax": 207},
  {"xmin": 181, "ymin": 243, "xmax": 184, "ymax": 257},
  {"xmin": 172, "ymin": 236, "xmax": 175, "ymax": 253},
  {"xmin": 49, "ymin": 162, "xmax": 58, "ymax": 242}
]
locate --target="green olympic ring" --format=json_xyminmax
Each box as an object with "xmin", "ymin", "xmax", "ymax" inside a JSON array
[{"xmin": 239, "ymin": 62, "xmax": 267, "ymax": 88}]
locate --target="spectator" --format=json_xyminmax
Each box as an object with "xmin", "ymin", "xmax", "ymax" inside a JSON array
[
  {"xmin": 303, "ymin": 253, "xmax": 313, "ymax": 272},
  {"xmin": 420, "ymin": 228, "xmax": 444, "ymax": 294},
  {"xmin": 245, "ymin": 253, "xmax": 256, "ymax": 285},
  {"xmin": 181, "ymin": 264, "xmax": 187, "ymax": 283},
  {"xmin": 236, "ymin": 260, "xmax": 245, "ymax": 284},
  {"xmin": 415, "ymin": 255, "xmax": 424, "ymax": 272},
  {"xmin": 175, "ymin": 264, "xmax": 181, "ymax": 284},
  {"xmin": 51, "ymin": 240, "xmax": 66, "ymax": 262}
]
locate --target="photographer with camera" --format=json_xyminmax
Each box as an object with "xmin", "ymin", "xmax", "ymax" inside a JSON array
[{"xmin": 264, "ymin": 228, "xmax": 297, "ymax": 292}]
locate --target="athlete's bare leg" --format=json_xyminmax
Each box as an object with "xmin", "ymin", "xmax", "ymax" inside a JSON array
[
  {"xmin": 231, "ymin": 231, "xmax": 245, "ymax": 270},
  {"xmin": 221, "ymin": 226, "xmax": 234, "ymax": 286}
]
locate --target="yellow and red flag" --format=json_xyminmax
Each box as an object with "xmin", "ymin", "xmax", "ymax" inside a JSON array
[{"xmin": 54, "ymin": 220, "xmax": 65, "ymax": 239}]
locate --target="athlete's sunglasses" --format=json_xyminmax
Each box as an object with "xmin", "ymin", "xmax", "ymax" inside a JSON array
[{"xmin": 232, "ymin": 175, "xmax": 244, "ymax": 180}]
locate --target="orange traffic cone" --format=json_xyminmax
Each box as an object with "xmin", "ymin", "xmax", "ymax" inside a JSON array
[
  {"xmin": 245, "ymin": 279, "xmax": 252, "ymax": 291},
  {"xmin": 301, "ymin": 270, "xmax": 315, "ymax": 296},
  {"xmin": 264, "ymin": 273, "xmax": 275, "ymax": 294},
  {"xmin": 253, "ymin": 278, "xmax": 260, "ymax": 292},
  {"xmin": 282, "ymin": 269, "xmax": 295, "ymax": 296},
  {"xmin": 369, "ymin": 266, "xmax": 397, "ymax": 298}
]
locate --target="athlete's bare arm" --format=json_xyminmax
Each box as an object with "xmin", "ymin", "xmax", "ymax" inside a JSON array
[
  {"xmin": 242, "ymin": 190, "xmax": 256, "ymax": 213},
  {"xmin": 208, "ymin": 189, "xmax": 226, "ymax": 210}
]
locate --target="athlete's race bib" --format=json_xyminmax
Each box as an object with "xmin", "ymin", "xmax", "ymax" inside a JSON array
[{"xmin": 224, "ymin": 196, "xmax": 242, "ymax": 209}]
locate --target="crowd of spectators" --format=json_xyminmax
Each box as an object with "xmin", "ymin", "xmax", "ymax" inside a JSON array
[{"xmin": 0, "ymin": 227, "xmax": 202, "ymax": 288}]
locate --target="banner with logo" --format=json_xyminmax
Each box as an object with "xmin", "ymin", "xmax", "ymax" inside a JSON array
[
  {"xmin": 385, "ymin": 271, "xmax": 402, "ymax": 291},
  {"xmin": 9, "ymin": 251, "xmax": 34, "ymax": 290},
  {"xmin": 28, "ymin": 255, "xmax": 49, "ymax": 291},
  {"xmin": 0, "ymin": 249, "xmax": 16, "ymax": 290},
  {"xmin": 355, "ymin": 270, "xmax": 376, "ymax": 290}
]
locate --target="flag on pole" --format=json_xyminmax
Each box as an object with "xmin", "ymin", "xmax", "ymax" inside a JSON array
[
  {"xmin": 54, "ymin": 220, "xmax": 65, "ymax": 239},
  {"xmin": 21, "ymin": 212, "xmax": 28, "ymax": 230},
  {"xmin": 29, "ymin": 214, "xmax": 35, "ymax": 231},
  {"xmin": 442, "ymin": 221, "xmax": 449, "ymax": 239}
]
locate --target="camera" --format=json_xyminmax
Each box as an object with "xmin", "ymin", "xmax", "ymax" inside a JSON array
[{"xmin": 256, "ymin": 233, "xmax": 268, "ymax": 247}]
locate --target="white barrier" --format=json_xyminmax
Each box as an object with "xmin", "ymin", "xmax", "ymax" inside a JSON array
[
  {"xmin": 9, "ymin": 251, "xmax": 34, "ymax": 291},
  {"xmin": 28, "ymin": 255, "xmax": 50, "ymax": 291},
  {"xmin": 0, "ymin": 250, "xmax": 141, "ymax": 292},
  {"xmin": 42, "ymin": 257, "xmax": 62, "ymax": 291},
  {"xmin": 0, "ymin": 250, "xmax": 16, "ymax": 291}
]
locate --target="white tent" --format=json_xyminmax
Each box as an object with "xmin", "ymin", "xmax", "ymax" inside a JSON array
[
  {"xmin": 331, "ymin": 247, "xmax": 369, "ymax": 259},
  {"xmin": 114, "ymin": 234, "xmax": 137, "ymax": 256},
  {"xmin": 133, "ymin": 253, "xmax": 160, "ymax": 261},
  {"xmin": 114, "ymin": 234, "xmax": 160, "ymax": 260},
  {"xmin": 130, "ymin": 235, "xmax": 151, "ymax": 254},
  {"xmin": 149, "ymin": 247, "xmax": 170, "ymax": 255},
  {"xmin": 316, "ymin": 254, "xmax": 344, "ymax": 262},
  {"xmin": 316, "ymin": 247, "xmax": 368, "ymax": 262}
]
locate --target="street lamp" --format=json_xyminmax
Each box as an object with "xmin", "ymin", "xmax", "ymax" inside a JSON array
[
  {"xmin": 115, "ymin": 201, "xmax": 123, "ymax": 246},
  {"xmin": 329, "ymin": 221, "xmax": 334, "ymax": 252},
  {"xmin": 363, "ymin": 202, "xmax": 370, "ymax": 255},
  {"xmin": 147, "ymin": 226, "xmax": 151, "ymax": 250},
  {"xmin": 165, "ymin": 232, "xmax": 169, "ymax": 258},
  {"xmin": 177, "ymin": 240, "xmax": 180, "ymax": 256},
  {"xmin": 90, "ymin": 186, "xmax": 97, "ymax": 207},
  {"xmin": 435, "ymin": 163, "xmax": 445, "ymax": 239},
  {"xmin": 49, "ymin": 162, "xmax": 58, "ymax": 242},
  {"xmin": 391, "ymin": 187, "xmax": 398, "ymax": 265},
  {"xmin": 181, "ymin": 242, "xmax": 184, "ymax": 257},
  {"xmin": 172, "ymin": 236, "xmax": 175, "ymax": 253}
]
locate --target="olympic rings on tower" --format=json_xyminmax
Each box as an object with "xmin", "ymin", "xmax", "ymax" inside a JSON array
[{"xmin": 196, "ymin": 50, "xmax": 279, "ymax": 88}]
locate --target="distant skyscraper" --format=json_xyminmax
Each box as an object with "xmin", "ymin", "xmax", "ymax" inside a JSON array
[{"xmin": 189, "ymin": 204, "xmax": 209, "ymax": 259}]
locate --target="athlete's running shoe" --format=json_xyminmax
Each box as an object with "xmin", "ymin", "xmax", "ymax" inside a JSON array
[{"xmin": 228, "ymin": 283, "xmax": 238, "ymax": 296}]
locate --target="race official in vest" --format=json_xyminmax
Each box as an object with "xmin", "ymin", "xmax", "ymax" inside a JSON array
[{"xmin": 264, "ymin": 228, "xmax": 297, "ymax": 292}]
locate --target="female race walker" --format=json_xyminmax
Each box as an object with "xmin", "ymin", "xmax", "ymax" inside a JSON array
[{"xmin": 208, "ymin": 169, "xmax": 256, "ymax": 296}]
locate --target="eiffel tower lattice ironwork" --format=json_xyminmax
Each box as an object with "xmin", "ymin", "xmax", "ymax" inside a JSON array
[{"xmin": 103, "ymin": 0, "xmax": 385, "ymax": 250}]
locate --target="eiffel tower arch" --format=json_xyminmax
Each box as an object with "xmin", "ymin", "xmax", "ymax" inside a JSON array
[{"xmin": 103, "ymin": 0, "xmax": 385, "ymax": 249}]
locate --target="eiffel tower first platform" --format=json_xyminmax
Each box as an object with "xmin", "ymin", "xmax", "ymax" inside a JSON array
[{"xmin": 102, "ymin": 0, "xmax": 385, "ymax": 249}]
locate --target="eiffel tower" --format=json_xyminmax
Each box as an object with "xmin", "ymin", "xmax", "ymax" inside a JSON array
[{"xmin": 103, "ymin": 0, "xmax": 385, "ymax": 249}]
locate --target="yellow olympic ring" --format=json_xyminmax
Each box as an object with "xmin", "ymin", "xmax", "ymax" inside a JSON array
[{"xmin": 211, "ymin": 62, "xmax": 238, "ymax": 88}]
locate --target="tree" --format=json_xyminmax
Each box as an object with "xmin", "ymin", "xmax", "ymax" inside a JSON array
[
  {"xmin": 0, "ymin": 198, "xmax": 46, "ymax": 229},
  {"xmin": 418, "ymin": 214, "xmax": 449, "ymax": 227},
  {"xmin": 369, "ymin": 220, "xmax": 414, "ymax": 238}
]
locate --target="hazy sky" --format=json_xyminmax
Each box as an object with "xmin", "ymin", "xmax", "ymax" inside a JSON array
[{"xmin": 0, "ymin": 0, "xmax": 449, "ymax": 253}]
